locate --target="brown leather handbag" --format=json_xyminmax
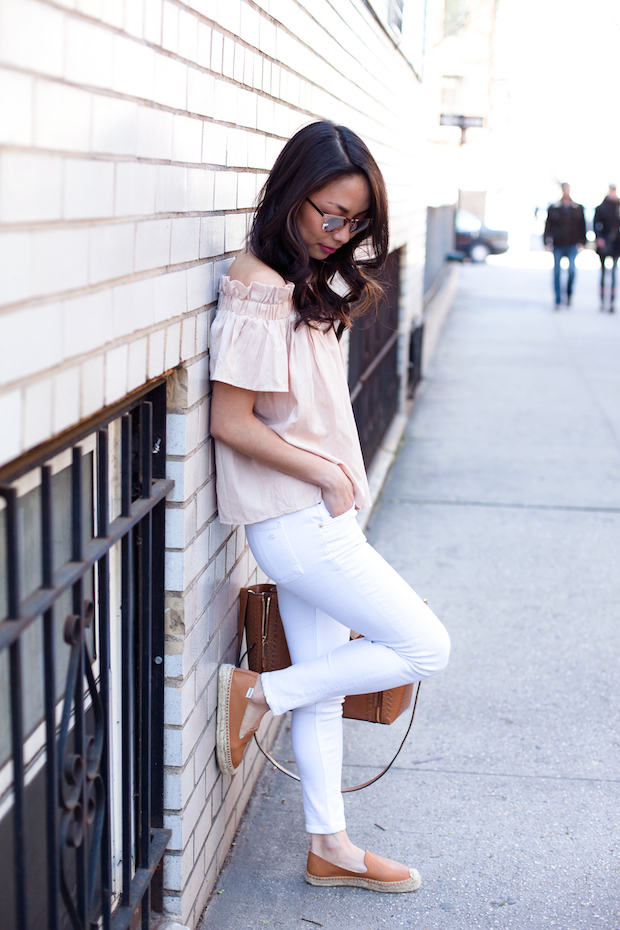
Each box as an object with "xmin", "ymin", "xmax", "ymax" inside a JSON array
[{"xmin": 237, "ymin": 584, "xmax": 421, "ymax": 791}]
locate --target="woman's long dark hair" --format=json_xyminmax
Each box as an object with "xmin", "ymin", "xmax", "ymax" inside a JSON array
[{"xmin": 248, "ymin": 121, "xmax": 389, "ymax": 333}]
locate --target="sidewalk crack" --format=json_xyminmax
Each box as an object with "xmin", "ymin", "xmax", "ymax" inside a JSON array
[{"xmin": 384, "ymin": 497, "xmax": 620, "ymax": 514}]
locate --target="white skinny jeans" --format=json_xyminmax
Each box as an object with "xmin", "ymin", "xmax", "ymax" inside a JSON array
[{"xmin": 245, "ymin": 501, "xmax": 450, "ymax": 835}]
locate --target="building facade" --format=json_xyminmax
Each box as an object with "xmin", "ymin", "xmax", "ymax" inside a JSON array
[
  {"xmin": 433, "ymin": 0, "xmax": 500, "ymax": 220},
  {"xmin": 0, "ymin": 1, "xmax": 450, "ymax": 927}
]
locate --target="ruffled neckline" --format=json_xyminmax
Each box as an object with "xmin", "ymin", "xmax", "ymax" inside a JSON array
[{"xmin": 220, "ymin": 275, "xmax": 294, "ymax": 305}]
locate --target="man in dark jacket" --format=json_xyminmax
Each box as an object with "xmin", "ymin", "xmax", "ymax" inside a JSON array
[
  {"xmin": 544, "ymin": 183, "xmax": 586, "ymax": 308},
  {"xmin": 593, "ymin": 184, "xmax": 620, "ymax": 312}
]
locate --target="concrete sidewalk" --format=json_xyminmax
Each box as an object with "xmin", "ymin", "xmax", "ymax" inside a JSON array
[{"xmin": 200, "ymin": 258, "xmax": 620, "ymax": 929}]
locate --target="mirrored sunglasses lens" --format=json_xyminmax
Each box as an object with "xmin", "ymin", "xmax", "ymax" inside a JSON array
[
  {"xmin": 352, "ymin": 218, "xmax": 371, "ymax": 233},
  {"xmin": 323, "ymin": 216, "xmax": 347, "ymax": 232}
]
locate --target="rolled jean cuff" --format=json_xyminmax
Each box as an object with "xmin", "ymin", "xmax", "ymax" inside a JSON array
[{"xmin": 305, "ymin": 818, "xmax": 347, "ymax": 835}]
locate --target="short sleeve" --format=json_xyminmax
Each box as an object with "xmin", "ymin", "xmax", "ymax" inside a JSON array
[{"xmin": 210, "ymin": 276, "xmax": 294, "ymax": 392}]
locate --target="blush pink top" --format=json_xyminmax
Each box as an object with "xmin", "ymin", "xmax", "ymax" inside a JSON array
[{"xmin": 209, "ymin": 275, "xmax": 372, "ymax": 525}]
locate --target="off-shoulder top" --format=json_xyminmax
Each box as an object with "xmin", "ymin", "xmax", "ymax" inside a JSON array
[{"xmin": 209, "ymin": 275, "xmax": 372, "ymax": 525}]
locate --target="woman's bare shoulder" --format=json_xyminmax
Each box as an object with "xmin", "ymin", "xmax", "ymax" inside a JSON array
[{"xmin": 226, "ymin": 252, "xmax": 287, "ymax": 288}]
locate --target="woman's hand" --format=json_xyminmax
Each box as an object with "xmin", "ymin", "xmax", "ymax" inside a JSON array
[
  {"xmin": 320, "ymin": 463, "xmax": 355, "ymax": 517},
  {"xmin": 211, "ymin": 383, "xmax": 357, "ymax": 514}
]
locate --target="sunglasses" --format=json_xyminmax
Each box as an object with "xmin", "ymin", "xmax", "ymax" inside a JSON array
[{"xmin": 306, "ymin": 198, "xmax": 371, "ymax": 235}]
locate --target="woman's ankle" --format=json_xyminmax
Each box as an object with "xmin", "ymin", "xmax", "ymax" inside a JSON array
[
  {"xmin": 311, "ymin": 830, "xmax": 357, "ymax": 857},
  {"xmin": 309, "ymin": 831, "xmax": 367, "ymax": 872},
  {"xmin": 248, "ymin": 674, "xmax": 269, "ymax": 712},
  {"xmin": 238, "ymin": 675, "xmax": 269, "ymax": 738}
]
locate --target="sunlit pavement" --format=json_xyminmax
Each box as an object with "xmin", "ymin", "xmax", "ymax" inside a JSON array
[{"xmin": 200, "ymin": 258, "xmax": 620, "ymax": 930}]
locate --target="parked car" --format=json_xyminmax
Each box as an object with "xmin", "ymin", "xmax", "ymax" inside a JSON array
[{"xmin": 455, "ymin": 209, "xmax": 509, "ymax": 262}]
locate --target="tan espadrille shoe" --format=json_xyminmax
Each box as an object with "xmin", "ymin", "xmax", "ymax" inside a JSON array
[
  {"xmin": 216, "ymin": 664, "xmax": 260, "ymax": 776},
  {"xmin": 305, "ymin": 850, "xmax": 421, "ymax": 893}
]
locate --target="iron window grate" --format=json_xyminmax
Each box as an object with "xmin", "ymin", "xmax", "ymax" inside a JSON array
[{"xmin": 0, "ymin": 382, "xmax": 173, "ymax": 930}]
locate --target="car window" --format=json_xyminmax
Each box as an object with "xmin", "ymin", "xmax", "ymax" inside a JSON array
[{"xmin": 456, "ymin": 210, "xmax": 482, "ymax": 233}]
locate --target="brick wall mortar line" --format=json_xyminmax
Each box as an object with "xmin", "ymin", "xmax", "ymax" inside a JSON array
[
  {"xmin": 1, "ymin": 26, "xmax": 389, "ymax": 123},
  {"xmin": 0, "ymin": 208, "xmax": 254, "ymax": 235},
  {"xmin": 166, "ymin": 394, "xmax": 213, "ymax": 417},
  {"xmin": 0, "ymin": 260, "xmax": 220, "ymax": 317},
  {"xmin": 0, "ymin": 337, "xmax": 208, "ymax": 398},
  {"xmin": 0, "ymin": 62, "xmax": 316, "ymax": 132},
  {"xmin": 319, "ymin": 0, "xmax": 413, "ymax": 70},
  {"xmin": 21, "ymin": 0, "xmax": 157, "ymax": 40},
  {"xmin": 162, "ymin": 538, "xmax": 227, "ymax": 585},
  {"xmin": 165, "ymin": 433, "xmax": 212, "ymax": 465},
  {"xmin": 0, "ymin": 73, "xmax": 408, "ymax": 158},
  {"xmin": 168, "ymin": 0, "xmax": 410, "ymax": 101},
  {"xmin": 7, "ymin": 0, "xmax": 410, "ymax": 118}
]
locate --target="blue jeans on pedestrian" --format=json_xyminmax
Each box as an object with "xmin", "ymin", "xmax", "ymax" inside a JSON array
[{"xmin": 553, "ymin": 245, "xmax": 577, "ymax": 304}]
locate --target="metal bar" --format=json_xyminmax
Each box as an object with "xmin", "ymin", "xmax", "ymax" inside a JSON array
[
  {"xmin": 349, "ymin": 330, "xmax": 399, "ymax": 403},
  {"xmin": 149, "ymin": 383, "xmax": 167, "ymax": 480},
  {"xmin": 0, "ymin": 487, "xmax": 28, "ymax": 930},
  {"xmin": 72, "ymin": 447, "xmax": 83, "ymax": 563},
  {"xmin": 149, "ymin": 498, "xmax": 166, "ymax": 913},
  {"xmin": 98, "ymin": 429, "xmax": 109, "ymax": 540},
  {"xmin": 120, "ymin": 409, "xmax": 133, "ymax": 905},
  {"xmin": 82, "ymin": 623, "xmax": 105, "ymax": 924},
  {"xmin": 121, "ymin": 528, "xmax": 134, "ymax": 906},
  {"xmin": 140, "ymin": 402, "xmax": 153, "ymax": 499},
  {"xmin": 71, "ymin": 449, "xmax": 88, "ymax": 926},
  {"xmin": 9, "ymin": 640, "xmax": 27, "ymax": 930},
  {"xmin": 41, "ymin": 466, "xmax": 60, "ymax": 930},
  {"xmin": 97, "ymin": 430, "xmax": 112, "ymax": 930},
  {"xmin": 0, "ymin": 478, "xmax": 173, "ymax": 651},
  {"xmin": 120, "ymin": 412, "xmax": 134, "ymax": 906},
  {"xmin": 110, "ymin": 828, "xmax": 171, "ymax": 930},
  {"xmin": 121, "ymin": 414, "xmax": 132, "ymax": 518},
  {"xmin": 57, "ymin": 633, "xmax": 83, "ymax": 930},
  {"xmin": 42, "ymin": 465, "xmax": 54, "ymax": 589},
  {"xmin": 0, "ymin": 488, "xmax": 19, "ymax": 617},
  {"xmin": 138, "ymin": 404, "xmax": 154, "ymax": 930}
]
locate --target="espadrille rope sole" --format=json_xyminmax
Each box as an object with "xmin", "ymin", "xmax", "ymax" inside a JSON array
[
  {"xmin": 305, "ymin": 867, "xmax": 421, "ymax": 893},
  {"xmin": 216, "ymin": 664, "xmax": 237, "ymax": 775}
]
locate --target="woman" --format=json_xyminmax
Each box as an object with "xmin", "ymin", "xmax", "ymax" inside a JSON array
[{"xmin": 210, "ymin": 121, "xmax": 450, "ymax": 893}]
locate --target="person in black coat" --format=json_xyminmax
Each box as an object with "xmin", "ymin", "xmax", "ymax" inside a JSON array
[
  {"xmin": 544, "ymin": 183, "xmax": 586, "ymax": 308},
  {"xmin": 593, "ymin": 184, "xmax": 620, "ymax": 312}
]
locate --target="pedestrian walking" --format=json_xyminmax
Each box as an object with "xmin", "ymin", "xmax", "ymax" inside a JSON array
[
  {"xmin": 209, "ymin": 121, "xmax": 450, "ymax": 893},
  {"xmin": 544, "ymin": 183, "xmax": 587, "ymax": 308},
  {"xmin": 593, "ymin": 184, "xmax": 620, "ymax": 312}
]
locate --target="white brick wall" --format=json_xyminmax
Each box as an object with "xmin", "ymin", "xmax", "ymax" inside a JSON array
[{"xmin": 0, "ymin": 0, "xmax": 432, "ymax": 926}]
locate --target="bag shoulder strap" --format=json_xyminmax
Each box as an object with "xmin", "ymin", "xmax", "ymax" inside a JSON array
[
  {"xmin": 253, "ymin": 682, "xmax": 421, "ymax": 793},
  {"xmin": 237, "ymin": 587, "xmax": 250, "ymax": 666}
]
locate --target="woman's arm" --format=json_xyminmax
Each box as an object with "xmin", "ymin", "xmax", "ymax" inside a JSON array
[{"xmin": 210, "ymin": 380, "xmax": 355, "ymax": 516}]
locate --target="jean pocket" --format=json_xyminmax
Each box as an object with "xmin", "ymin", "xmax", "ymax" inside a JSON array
[
  {"xmin": 246, "ymin": 520, "xmax": 304, "ymax": 585},
  {"xmin": 320, "ymin": 500, "xmax": 356, "ymax": 523}
]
